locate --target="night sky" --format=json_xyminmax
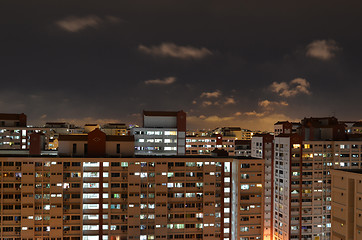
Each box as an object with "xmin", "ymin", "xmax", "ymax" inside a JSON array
[{"xmin": 1, "ymin": 0, "xmax": 362, "ymax": 131}]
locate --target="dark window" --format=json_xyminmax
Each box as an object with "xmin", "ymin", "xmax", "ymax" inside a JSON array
[
  {"xmin": 84, "ymin": 144, "xmax": 88, "ymax": 155},
  {"xmin": 116, "ymin": 144, "xmax": 120, "ymax": 154}
]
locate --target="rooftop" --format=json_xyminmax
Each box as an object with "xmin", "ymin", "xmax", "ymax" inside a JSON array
[{"xmin": 143, "ymin": 110, "xmax": 182, "ymax": 116}]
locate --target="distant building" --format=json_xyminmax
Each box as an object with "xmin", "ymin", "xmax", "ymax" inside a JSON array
[
  {"xmin": 84, "ymin": 124, "xmax": 100, "ymax": 133},
  {"xmin": 58, "ymin": 128, "xmax": 134, "ymax": 157},
  {"xmin": 351, "ymin": 121, "xmax": 362, "ymax": 134},
  {"xmin": 44, "ymin": 122, "xmax": 83, "ymax": 150},
  {"xmin": 212, "ymin": 127, "xmax": 255, "ymax": 140},
  {"xmin": 274, "ymin": 121, "xmax": 301, "ymax": 136},
  {"xmin": 131, "ymin": 111, "xmax": 186, "ymax": 156},
  {"xmin": 300, "ymin": 117, "xmax": 346, "ymax": 141},
  {"xmin": 234, "ymin": 140, "xmax": 251, "ymax": 157},
  {"xmin": 102, "ymin": 123, "xmax": 128, "ymax": 136},
  {"xmin": 0, "ymin": 113, "xmax": 27, "ymax": 127},
  {"xmin": 0, "ymin": 113, "xmax": 28, "ymax": 149},
  {"xmin": 186, "ymin": 134, "xmax": 235, "ymax": 156}
]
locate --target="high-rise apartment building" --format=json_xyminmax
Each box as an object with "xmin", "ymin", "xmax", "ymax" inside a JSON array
[
  {"xmin": 252, "ymin": 117, "xmax": 362, "ymax": 240},
  {"xmin": 0, "ymin": 156, "xmax": 231, "ymax": 240},
  {"xmin": 251, "ymin": 133, "xmax": 274, "ymax": 240},
  {"xmin": 330, "ymin": 169, "xmax": 362, "ymax": 240},
  {"xmin": 0, "ymin": 152, "xmax": 265, "ymax": 240},
  {"xmin": 0, "ymin": 120, "xmax": 267, "ymax": 240}
]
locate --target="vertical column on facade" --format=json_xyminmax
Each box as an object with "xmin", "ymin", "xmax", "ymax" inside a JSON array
[
  {"xmin": 155, "ymin": 161, "xmax": 168, "ymax": 238},
  {"xmin": 21, "ymin": 161, "xmax": 35, "ymax": 239},
  {"xmin": 128, "ymin": 161, "xmax": 141, "ymax": 238},
  {"xmin": 50, "ymin": 160, "xmax": 64, "ymax": 238}
]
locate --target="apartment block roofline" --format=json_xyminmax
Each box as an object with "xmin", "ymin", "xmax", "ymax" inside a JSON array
[
  {"xmin": 102, "ymin": 123, "xmax": 127, "ymax": 126},
  {"xmin": 45, "ymin": 122, "xmax": 67, "ymax": 125},
  {"xmin": 332, "ymin": 169, "xmax": 362, "ymax": 174},
  {"xmin": 274, "ymin": 121, "xmax": 292, "ymax": 125},
  {"xmin": 0, "ymin": 113, "xmax": 26, "ymax": 120},
  {"xmin": 143, "ymin": 110, "xmax": 184, "ymax": 116},
  {"xmin": 235, "ymin": 140, "xmax": 251, "ymax": 144},
  {"xmin": 0, "ymin": 149, "xmax": 260, "ymax": 159},
  {"xmin": 253, "ymin": 133, "xmax": 274, "ymax": 137},
  {"xmin": 58, "ymin": 134, "xmax": 134, "ymax": 142}
]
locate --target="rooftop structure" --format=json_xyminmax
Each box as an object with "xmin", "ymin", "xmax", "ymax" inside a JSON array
[{"xmin": 132, "ymin": 111, "xmax": 186, "ymax": 156}]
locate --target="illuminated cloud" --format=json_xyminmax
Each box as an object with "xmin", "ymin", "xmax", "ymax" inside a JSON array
[
  {"xmin": 224, "ymin": 97, "xmax": 236, "ymax": 105},
  {"xmin": 270, "ymin": 78, "xmax": 311, "ymax": 97},
  {"xmin": 244, "ymin": 111, "xmax": 265, "ymax": 117},
  {"xmin": 56, "ymin": 15, "xmax": 121, "ymax": 32},
  {"xmin": 258, "ymin": 100, "xmax": 288, "ymax": 109},
  {"xmin": 197, "ymin": 91, "xmax": 236, "ymax": 107},
  {"xmin": 144, "ymin": 76, "xmax": 176, "ymax": 85},
  {"xmin": 138, "ymin": 42, "xmax": 213, "ymax": 59},
  {"xmin": 202, "ymin": 101, "xmax": 213, "ymax": 107},
  {"xmin": 306, "ymin": 40, "xmax": 341, "ymax": 60},
  {"xmin": 200, "ymin": 90, "xmax": 222, "ymax": 98}
]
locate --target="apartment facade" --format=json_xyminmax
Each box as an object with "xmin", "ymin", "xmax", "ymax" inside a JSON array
[
  {"xmin": 251, "ymin": 117, "xmax": 362, "ymax": 240},
  {"xmin": 251, "ymin": 134, "xmax": 274, "ymax": 240},
  {"xmin": 0, "ymin": 156, "xmax": 240, "ymax": 240},
  {"xmin": 273, "ymin": 138, "xmax": 362, "ymax": 240},
  {"xmin": 231, "ymin": 158, "xmax": 264, "ymax": 240},
  {"xmin": 331, "ymin": 169, "xmax": 362, "ymax": 240}
]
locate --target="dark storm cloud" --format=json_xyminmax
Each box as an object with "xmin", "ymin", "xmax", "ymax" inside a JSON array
[{"xmin": 1, "ymin": 0, "xmax": 362, "ymax": 130}]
